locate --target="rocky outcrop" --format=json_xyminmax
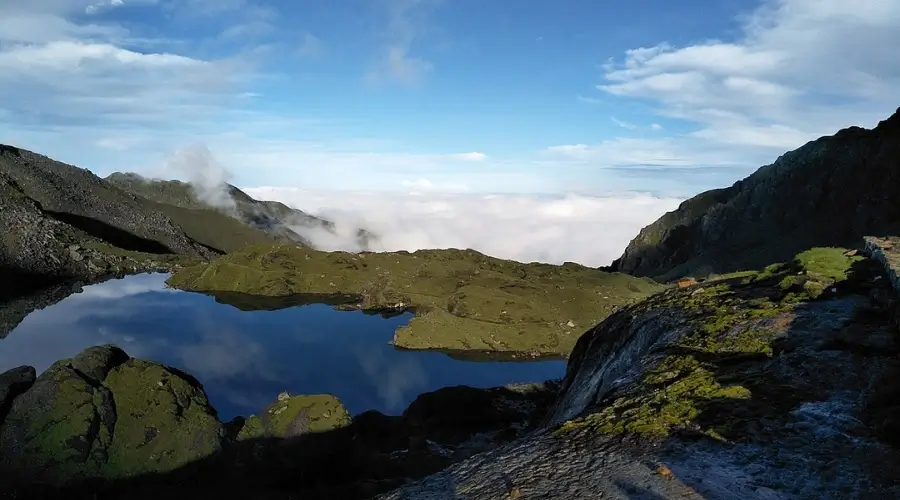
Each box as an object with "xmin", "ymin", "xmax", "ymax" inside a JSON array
[
  {"xmin": 0, "ymin": 345, "xmax": 224, "ymax": 484},
  {"xmin": 612, "ymin": 107, "xmax": 900, "ymax": 281},
  {"xmin": 382, "ymin": 247, "xmax": 900, "ymax": 499},
  {"xmin": 166, "ymin": 243, "xmax": 665, "ymax": 356},
  {"xmin": 863, "ymin": 236, "xmax": 900, "ymax": 293}
]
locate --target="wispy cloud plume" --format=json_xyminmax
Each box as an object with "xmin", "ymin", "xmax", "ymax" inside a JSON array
[
  {"xmin": 161, "ymin": 143, "xmax": 237, "ymax": 213},
  {"xmin": 367, "ymin": 0, "xmax": 439, "ymax": 85}
]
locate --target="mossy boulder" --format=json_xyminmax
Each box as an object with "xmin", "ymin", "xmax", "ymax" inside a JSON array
[
  {"xmin": 237, "ymin": 392, "xmax": 351, "ymax": 440},
  {"xmin": 167, "ymin": 244, "xmax": 665, "ymax": 356},
  {"xmin": 0, "ymin": 345, "xmax": 224, "ymax": 485}
]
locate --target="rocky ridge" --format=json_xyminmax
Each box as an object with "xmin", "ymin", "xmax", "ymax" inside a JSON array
[
  {"xmin": 612, "ymin": 108, "xmax": 900, "ymax": 281},
  {"xmin": 106, "ymin": 172, "xmax": 377, "ymax": 250}
]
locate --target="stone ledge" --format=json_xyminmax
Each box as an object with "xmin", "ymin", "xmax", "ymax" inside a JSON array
[{"xmin": 863, "ymin": 236, "xmax": 900, "ymax": 293}]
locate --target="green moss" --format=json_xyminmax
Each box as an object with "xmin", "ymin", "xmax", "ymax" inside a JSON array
[
  {"xmin": 22, "ymin": 366, "xmax": 104, "ymax": 470},
  {"xmin": 103, "ymin": 360, "xmax": 223, "ymax": 477},
  {"xmin": 794, "ymin": 247, "xmax": 862, "ymax": 282},
  {"xmin": 167, "ymin": 244, "xmax": 666, "ymax": 356},
  {"xmin": 238, "ymin": 393, "xmax": 350, "ymax": 440},
  {"xmin": 555, "ymin": 250, "xmax": 842, "ymax": 440},
  {"xmin": 557, "ymin": 356, "xmax": 751, "ymax": 439}
]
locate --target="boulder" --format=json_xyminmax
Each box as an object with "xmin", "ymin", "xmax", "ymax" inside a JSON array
[{"xmin": 0, "ymin": 345, "xmax": 224, "ymax": 485}]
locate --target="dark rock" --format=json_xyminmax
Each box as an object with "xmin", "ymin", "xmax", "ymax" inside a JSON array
[
  {"xmin": 71, "ymin": 344, "xmax": 130, "ymax": 384},
  {"xmin": 612, "ymin": 107, "xmax": 900, "ymax": 281},
  {"xmin": 0, "ymin": 365, "xmax": 35, "ymax": 425}
]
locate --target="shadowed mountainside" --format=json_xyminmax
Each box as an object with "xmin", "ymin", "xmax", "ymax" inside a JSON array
[{"xmin": 612, "ymin": 108, "xmax": 900, "ymax": 282}]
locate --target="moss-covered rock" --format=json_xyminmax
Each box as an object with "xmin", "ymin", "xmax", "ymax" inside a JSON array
[
  {"xmin": 237, "ymin": 392, "xmax": 351, "ymax": 440},
  {"xmin": 167, "ymin": 244, "xmax": 665, "ymax": 356},
  {"xmin": 0, "ymin": 345, "xmax": 224, "ymax": 484},
  {"xmin": 103, "ymin": 359, "xmax": 225, "ymax": 476},
  {"xmin": 551, "ymin": 247, "xmax": 885, "ymax": 442}
]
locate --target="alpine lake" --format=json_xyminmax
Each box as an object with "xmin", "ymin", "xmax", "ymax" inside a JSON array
[{"xmin": 2, "ymin": 273, "xmax": 566, "ymax": 420}]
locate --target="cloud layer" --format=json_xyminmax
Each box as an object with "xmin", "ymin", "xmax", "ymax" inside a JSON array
[
  {"xmin": 569, "ymin": 0, "xmax": 900, "ymax": 165},
  {"xmin": 245, "ymin": 186, "xmax": 682, "ymax": 267}
]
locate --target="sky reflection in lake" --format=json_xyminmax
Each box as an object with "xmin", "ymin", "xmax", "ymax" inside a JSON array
[{"xmin": 1, "ymin": 274, "xmax": 565, "ymax": 419}]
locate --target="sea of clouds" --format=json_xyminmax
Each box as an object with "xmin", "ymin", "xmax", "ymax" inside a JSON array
[{"xmin": 244, "ymin": 187, "xmax": 682, "ymax": 267}]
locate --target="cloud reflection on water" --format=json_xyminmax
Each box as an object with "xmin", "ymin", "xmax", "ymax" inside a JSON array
[{"xmin": 2, "ymin": 273, "xmax": 565, "ymax": 419}]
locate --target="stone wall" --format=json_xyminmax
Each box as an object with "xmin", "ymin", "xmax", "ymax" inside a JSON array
[{"xmin": 863, "ymin": 236, "xmax": 900, "ymax": 293}]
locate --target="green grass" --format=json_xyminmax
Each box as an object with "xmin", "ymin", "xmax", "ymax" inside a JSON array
[
  {"xmin": 166, "ymin": 244, "xmax": 666, "ymax": 356},
  {"xmin": 149, "ymin": 202, "xmax": 277, "ymax": 253}
]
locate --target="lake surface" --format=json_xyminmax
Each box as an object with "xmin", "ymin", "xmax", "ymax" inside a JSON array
[{"xmin": 1, "ymin": 274, "xmax": 566, "ymax": 420}]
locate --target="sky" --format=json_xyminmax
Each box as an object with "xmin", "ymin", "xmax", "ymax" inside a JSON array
[{"xmin": 1, "ymin": 0, "xmax": 898, "ymax": 265}]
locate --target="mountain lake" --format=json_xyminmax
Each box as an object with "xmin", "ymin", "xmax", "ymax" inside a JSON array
[{"xmin": 1, "ymin": 273, "xmax": 566, "ymax": 420}]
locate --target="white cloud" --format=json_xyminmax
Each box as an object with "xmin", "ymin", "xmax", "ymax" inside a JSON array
[
  {"xmin": 454, "ymin": 152, "xmax": 487, "ymax": 161},
  {"xmin": 591, "ymin": 0, "xmax": 900, "ymax": 152},
  {"xmin": 85, "ymin": 0, "xmax": 124, "ymax": 14},
  {"xmin": 367, "ymin": 0, "xmax": 439, "ymax": 85},
  {"xmin": 243, "ymin": 187, "xmax": 682, "ymax": 267},
  {"xmin": 610, "ymin": 116, "xmax": 637, "ymax": 130},
  {"xmin": 296, "ymin": 31, "xmax": 324, "ymax": 58},
  {"xmin": 158, "ymin": 143, "xmax": 238, "ymax": 212}
]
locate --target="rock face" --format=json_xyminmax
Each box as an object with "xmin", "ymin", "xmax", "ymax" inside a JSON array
[
  {"xmin": 106, "ymin": 172, "xmax": 376, "ymax": 250},
  {"xmin": 382, "ymin": 247, "xmax": 900, "ymax": 499},
  {"xmin": 612, "ymin": 108, "xmax": 900, "ymax": 281},
  {"xmin": 167, "ymin": 243, "xmax": 665, "ymax": 356},
  {"xmin": 0, "ymin": 345, "xmax": 224, "ymax": 485},
  {"xmin": 0, "ymin": 145, "xmax": 218, "ymax": 306}
]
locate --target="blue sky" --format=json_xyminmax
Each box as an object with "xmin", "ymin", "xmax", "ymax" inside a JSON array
[{"xmin": 0, "ymin": 0, "xmax": 898, "ymax": 197}]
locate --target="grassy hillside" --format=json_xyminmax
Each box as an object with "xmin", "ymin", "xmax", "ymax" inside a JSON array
[{"xmin": 167, "ymin": 244, "xmax": 666, "ymax": 357}]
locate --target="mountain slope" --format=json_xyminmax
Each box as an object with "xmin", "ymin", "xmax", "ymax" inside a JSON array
[
  {"xmin": 0, "ymin": 146, "xmax": 213, "ymax": 258},
  {"xmin": 106, "ymin": 172, "xmax": 376, "ymax": 249},
  {"xmin": 612, "ymin": 108, "xmax": 900, "ymax": 281},
  {"xmin": 0, "ymin": 144, "xmax": 265, "ymax": 304}
]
